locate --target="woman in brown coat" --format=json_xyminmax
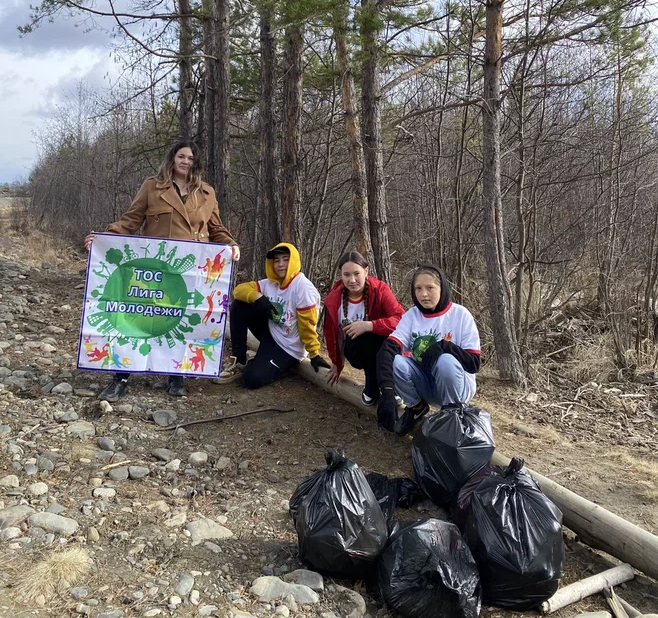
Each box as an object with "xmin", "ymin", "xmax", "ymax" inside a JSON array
[{"xmin": 84, "ymin": 140, "xmax": 239, "ymax": 402}]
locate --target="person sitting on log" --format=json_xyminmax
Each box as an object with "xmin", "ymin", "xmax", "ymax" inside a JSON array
[
  {"xmin": 323, "ymin": 251, "xmax": 405, "ymax": 406},
  {"xmin": 218, "ymin": 242, "xmax": 330, "ymax": 388},
  {"xmin": 376, "ymin": 265, "xmax": 481, "ymax": 436}
]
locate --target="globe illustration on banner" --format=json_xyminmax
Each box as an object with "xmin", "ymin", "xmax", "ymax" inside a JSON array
[{"xmin": 86, "ymin": 245, "xmax": 204, "ymax": 357}]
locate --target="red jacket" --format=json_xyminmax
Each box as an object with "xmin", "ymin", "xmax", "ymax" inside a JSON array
[{"xmin": 323, "ymin": 276, "xmax": 405, "ymax": 374}]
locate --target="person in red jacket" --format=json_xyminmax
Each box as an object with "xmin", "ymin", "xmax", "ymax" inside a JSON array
[{"xmin": 324, "ymin": 251, "xmax": 405, "ymax": 405}]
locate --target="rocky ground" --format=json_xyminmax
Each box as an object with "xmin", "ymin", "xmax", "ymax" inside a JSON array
[{"xmin": 0, "ymin": 206, "xmax": 657, "ymax": 618}]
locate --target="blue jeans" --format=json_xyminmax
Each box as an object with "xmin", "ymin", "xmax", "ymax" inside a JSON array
[{"xmin": 392, "ymin": 353, "xmax": 475, "ymax": 407}]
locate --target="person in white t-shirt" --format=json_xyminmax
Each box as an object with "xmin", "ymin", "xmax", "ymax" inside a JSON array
[
  {"xmin": 376, "ymin": 265, "xmax": 482, "ymax": 435},
  {"xmin": 218, "ymin": 242, "xmax": 330, "ymax": 388}
]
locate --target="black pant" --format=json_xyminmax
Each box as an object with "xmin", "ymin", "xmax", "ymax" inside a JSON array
[
  {"xmin": 230, "ymin": 299, "xmax": 299, "ymax": 389},
  {"xmin": 343, "ymin": 332, "xmax": 386, "ymax": 398}
]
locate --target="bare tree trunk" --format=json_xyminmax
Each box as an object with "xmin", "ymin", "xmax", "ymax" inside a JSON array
[
  {"xmin": 253, "ymin": 5, "xmax": 279, "ymax": 278},
  {"xmin": 178, "ymin": 0, "xmax": 193, "ymax": 139},
  {"xmin": 202, "ymin": 0, "xmax": 215, "ymax": 186},
  {"xmin": 213, "ymin": 0, "xmax": 231, "ymax": 217},
  {"xmin": 334, "ymin": 1, "xmax": 374, "ymax": 267},
  {"xmin": 361, "ymin": 0, "xmax": 392, "ymax": 284},
  {"xmin": 281, "ymin": 23, "xmax": 303, "ymax": 246},
  {"xmin": 482, "ymin": 0, "xmax": 525, "ymax": 384}
]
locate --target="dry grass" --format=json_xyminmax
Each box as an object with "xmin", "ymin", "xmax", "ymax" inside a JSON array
[
  {"xmin": 561, "ymin": 332, "xmax": 619, "ymax": 383},
  {"xmin": 604, "ymin": 449, "xmax": 658, "ymax": 480},
  {"xmin": 15, "ymin": 548, "xmax": 92, "ymax": 603}
]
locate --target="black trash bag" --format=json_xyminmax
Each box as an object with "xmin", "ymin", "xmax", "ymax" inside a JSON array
[
  {"xmin": 462, "ymin": 458, "xmax": 565, "ymax": 609},
  {"xmin": 291, "ymin": 449, "xmax": 388, "ymax": 579},
  {"xmin": 450, "ymin": 465, "xmax": 498, "ymax": 530},
  {"xmin": 365, "ymin": 472, "xmax": 423, "ymax": 524},
  {"xmin": 412, "ymin": 404, "xmax": 495, "ymax": 506},
  {"xmin": 377, "ymin": 518, "xmax": 481, "ymax": 618}
]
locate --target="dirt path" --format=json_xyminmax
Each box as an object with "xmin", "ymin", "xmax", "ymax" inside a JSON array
[{"xmin": 0, "ymin": 221, "xmax": 657, "ymax": 617}]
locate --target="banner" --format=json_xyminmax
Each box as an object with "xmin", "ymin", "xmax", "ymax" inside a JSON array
[{"xmin": 77, "ymin": 233, "xmax": 233, "ymax": 377}]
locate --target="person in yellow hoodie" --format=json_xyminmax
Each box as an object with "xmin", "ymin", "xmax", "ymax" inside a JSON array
[{"xmin": 219, "ymin": 243, "xmax": 330, "ymax": 388}]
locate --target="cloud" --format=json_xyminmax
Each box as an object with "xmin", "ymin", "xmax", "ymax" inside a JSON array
[{"xmin": 0, "ymin": 0, "xmax": 115, "ymax": 54}]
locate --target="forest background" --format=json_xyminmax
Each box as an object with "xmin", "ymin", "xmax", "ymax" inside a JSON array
[{"xmin": 10, "ymin": 0, "xmax": 658, "ymax": 388}]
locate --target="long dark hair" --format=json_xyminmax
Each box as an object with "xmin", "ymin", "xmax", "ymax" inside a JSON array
[
  {"xmin": 338, "ymin": 251, "xmax": 370, "ymax": 321},
  {"xmin": 155, "ymin": 140, "xmax": 203, "ymax": 195}
]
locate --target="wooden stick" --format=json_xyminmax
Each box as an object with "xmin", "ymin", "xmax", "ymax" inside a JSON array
[
  {"xmin": 617, "ymin": 595, "xmax": 642, "ymax": 618},
  {"xmin": 155, "ymin": 407, "xmax": 296, "ymax": 431},
  {"xmin": 100, "ymin": 459, "xmax": 143, "ymax": 470},
  {"xmin": 604, "ymin": 587, "xmax": 630, "ymax": 618},
  {"xmin": 540, "ymin": 564, "xmax": 635, "ymax": 614}
]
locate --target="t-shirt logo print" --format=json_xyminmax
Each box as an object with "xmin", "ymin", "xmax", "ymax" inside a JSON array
[
  {"xmin": 411, "ymin": 329, "xmax": 440, "ymax": 362},
  {"xmin": 270, "ymin": 298, "xmax": 286, "ymax": 325}
]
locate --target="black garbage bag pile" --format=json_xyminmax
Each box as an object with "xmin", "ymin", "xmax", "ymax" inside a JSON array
[
  {"xmin": 412, "ymin": 404, "xmax": 495, "ymax": 506},
  {"xmin": 377, "ymin": 518, "xmax": 481, "ymax": 618},
  {"xmin": 289, "ymin": 449, "xmax": 388, "ymax": 579},
  {"xmin": 365, "ymin": 472, "xmax": 423, "ymax": 525},
  {"xmin": 459, "ymin": 458, "xmax": 565, "ymax": 609}
]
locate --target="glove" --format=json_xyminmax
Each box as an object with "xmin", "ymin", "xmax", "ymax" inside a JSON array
[
  {"xmin": 253, "ymin": 296, "xmax": 277, "ymax": 319},
  {"xmin": 420, "ymin": 341, "xmax": 444, "ymax": 373},
  {"xmin": 310, "ymin": 355, "xmax": 331, "ymax": 372},
  {"xmin": 377, "ymin": 389, "xmax": 397, "ymax": 432}
]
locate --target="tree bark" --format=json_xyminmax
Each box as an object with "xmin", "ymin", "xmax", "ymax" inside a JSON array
[
  {"xmin": 281, "ymin": 23, "xmax": 303, "ymax": 246},
  {"xmin": 482, "ymin": 0, "xmax": 525, "ymax": 384},
  {"xmin": 202, "ymin": 0, "xmax": 215, "ymax": 186},
  {"xmin": 253, "ymin": 4, "xmax": 279, "ymax": 277},
  {"xmin": 334, "ymin": 1, "xmax": 374, "ymax": 267},
  {"xmin": 212, "ymin": 0, "xmax": 230, "ymax": 216},
  {"xmin": 360, "ymin": 0, "xmax": 392, "ymax": 284},
  {"xmin": 178, "ymin": 0, "xmax": 193, "ymax": 139}
]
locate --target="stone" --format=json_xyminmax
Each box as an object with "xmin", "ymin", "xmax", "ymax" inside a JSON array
[
  {"xmin": 128, "ymin": 466, "xmax": 150, "ymax": 480},
  {"xmin": 152, "ymin": 410, "xmax": 177, "ymax": 427},
  {"xmin": 512, "ymin": 423, "xmax": 539, "ymax": 438},
  {"xmin": 0, "ymin": 505, "xmax": 35, "ymax": 529},
  {"xmin": 164, "ymin": 510, "xmax": 187, "ymax": 528},
  {"xmin": 152, "ymin": 448, "xmax": 176, "ymax": 462},
  {"xmin": 0, "ymin": 475, "xmax": 19, "ymax": 488},
  {"xmin": 0, "ymin": 527, "xmax": 22, "ymax": 541},
  {"xmin": 97, "ymin": 611, "xmax": 124, "ymax": 618},
  {"xmin": 187, "ymin": 518, "xmax": 233, "ymax": 546},
  {"xmin": 189, "ymin": 590, "xmax": 200, "ymax": 605},
  {"xmin": 87, "ymin": 527, "xmax": 100, "ymax": 542},
  {"xmin": 232, "ymin": 612, "xmax": 256, "ymax": 618},
  {"xmin": 108, "ymin": 467, "xmax": 129, "ymax": 481},
  {"xmin": 275, "ymin": 607, "xmax": 290, "ymax": 618},
  {"xmin": 93, "ymin": 488, "xmax": 116, "ymax": 499},
  {"xmin": 249, "ymin": 576, "xmax": 319, "ymax": 604},
  {"xmin": 199, "ymin": 606, "xmax": 218, "ymax": 617},
  {"xmin": 143, "ymin": 610, "xmax": 162, "ymax": 617},
  {"xmin": 24, "ymin": 463, "xmax": 38, "ymax": 475},
  {"xmin": 46, "ymin": 504, "xmax": 67, "ymax": 515},
  {"xmin": 37, "ymin": 456, "xmax": 55, "ymax": 472},
  {"xmin": 28, "ymin": 482, "xmax": 49, "ymax": 497},
  {"xmin": 0, "ymin": 425, "xmax": 10, "ymax": 437},
  {"xmin": 164, "ymin": 459, "xmax": 181, "ymax": 472},
  {"xmin": 169, "ymin": 595, "xmax": 182, "ymax": 606},
  {"xmin": 52, "ymin": 382, "xmax": 73, "ymax": 395},
  {"xmin": 97, "ymin": 437, "xmax": 116, "ymax": 452},
  {"xmin": 174, "ymin": 573, "xmax": 194, "ymax": 597},
  {"xmin": 71, "ymin": 587, "xmax": 88, "ymax": 599},
  {"xmin": 66, "ymin": 421, "xmax": 95, "ymax": 439},
  {"xmin": 215, "ymin": 456, "xmax": 231, "ymax": 470},
  {"xmin": 283, "ymin": 569, "xmax": 324, "ymax": 592},
  {"xmin": 28, "ymin": 512, "xmax": 79, "ymax": 537},
  {"xmin": 334, "ymin": 585, "xmax": 366, "ymax": 618},
  {"xmin": 188, "ymin": 451, "xmax": 208, "ymax": 466},
  {"xmin": 204, "ymin": 541, "xmax": 222, "ymax": 553}
]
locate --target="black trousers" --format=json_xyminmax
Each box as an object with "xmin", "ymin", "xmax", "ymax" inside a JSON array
[
  {"xmin": 230, "ymin": 299, "xmax": 299, "ymax": 389},
  {"xmin": 343, "ymin": 332, "xmax": 386, "ymax": 398}
]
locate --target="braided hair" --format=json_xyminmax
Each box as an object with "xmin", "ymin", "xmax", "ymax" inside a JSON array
[{"xmin": 338, "ymin": 251, "xmax": 370, "ymax": 324}]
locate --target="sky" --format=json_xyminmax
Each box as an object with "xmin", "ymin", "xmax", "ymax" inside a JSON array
[{"xmin": 0, "ymin": 0, "xmax": 119, "ymax": 183}]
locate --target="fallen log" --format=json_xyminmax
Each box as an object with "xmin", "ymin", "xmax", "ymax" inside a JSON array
[
  {"xmin": 288, "ymin": 356, "xmax": 658, "ymax": 582},
  {"xmin": 540, "ymin": 565, "xmax": 634, "ymax": 614}
]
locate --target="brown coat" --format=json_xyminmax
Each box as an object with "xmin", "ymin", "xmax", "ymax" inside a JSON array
[{"xmin": 106, "ymin": 177, "xmax": 237, "ymax": 245}]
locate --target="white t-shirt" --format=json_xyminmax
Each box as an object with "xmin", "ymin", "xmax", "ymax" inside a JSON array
[
  {"xmin": 339, "ymin": 297, "xmax": 365, "ymax": 325},
  {"xmin": 257, "ymin": 273, "xmax": 320, "ymax": 360},
  {"xmin": 389, "ymin": 302, "xmax": 480, "ymax": 392}
]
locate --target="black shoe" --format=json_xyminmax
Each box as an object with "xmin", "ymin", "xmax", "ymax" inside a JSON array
[
  {"xmin": 98, "ymin": 379, "xmax": 128, "ymax": 403},
  {"xmin": 361, "ymin": 388, "xmax": 378, "ymax": 406},
  {"xmin": 394, "ymin": 400, "xmax": 430, "ymax": 436},
  {"xmin": 168, "ymin": 376, "xmax": 187, "ymax": 397}
]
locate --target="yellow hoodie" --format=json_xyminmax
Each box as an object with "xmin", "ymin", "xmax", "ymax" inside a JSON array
[{"xmin": 233, "ymin": 243, "xmax": 321, "ymax": 358}]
